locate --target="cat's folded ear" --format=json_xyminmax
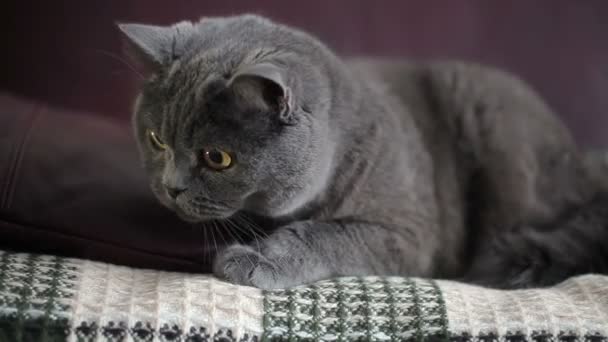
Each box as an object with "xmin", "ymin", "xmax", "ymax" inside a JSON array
[
  {"xmin": 228, "ymin": 63, "xmax": 298, "ymax": 125},
  {"xmin": 117, "ymin": 21, "xmax": 195, "ymax": 75}
]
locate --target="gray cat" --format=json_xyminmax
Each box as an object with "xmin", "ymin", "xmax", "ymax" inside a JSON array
[{"xmin": 119, "ymin": 14, "xmax": 603, "ymax": 289}]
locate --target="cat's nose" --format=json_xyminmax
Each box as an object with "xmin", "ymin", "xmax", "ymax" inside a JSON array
[{"xmin": 165, "ymin": 186, "xmax": 187, "ymax": 200}]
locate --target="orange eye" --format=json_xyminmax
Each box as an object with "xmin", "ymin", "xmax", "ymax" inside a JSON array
[
  {"xmin": 203, "ymin": 148, "xmax": 233, "ymax": 170},
  {"xmin": 147, "ymin": 130, "xmax": 168, "ymax": 151}
]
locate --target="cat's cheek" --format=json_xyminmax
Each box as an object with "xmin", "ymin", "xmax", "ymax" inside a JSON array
[
  {"xmin": 148, "ymin": 179, "xmax": 175, "ymax": 210},
  {"xmin": 152, "ymin": 190, "xmax": 173, "ymax": 209}
]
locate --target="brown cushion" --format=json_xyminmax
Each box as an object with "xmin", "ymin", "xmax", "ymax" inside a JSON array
[{"xmin": 0, "ymin": 93, "xmax": 237, "ymax": 272}]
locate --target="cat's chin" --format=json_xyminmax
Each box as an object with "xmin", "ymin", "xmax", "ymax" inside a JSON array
[
  {"xmin": 175, "ymin": 211, "xmax": 201, "ymax": 223},
  {"xmin": 174, "ymin": 206, "xmax": 236, "ymax": 223}
]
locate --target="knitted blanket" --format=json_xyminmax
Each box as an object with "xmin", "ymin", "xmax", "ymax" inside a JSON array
[{"xmin": 1, "ymin": 250, "xmax": 607, "ymax": 342}]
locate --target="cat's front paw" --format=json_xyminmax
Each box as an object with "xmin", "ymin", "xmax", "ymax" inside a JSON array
[{"xmin": 213, "ymin": 244, "xmax": 285, "ymax": 290}]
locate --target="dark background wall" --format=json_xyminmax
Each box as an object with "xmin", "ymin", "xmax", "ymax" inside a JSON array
[{"xmin": 4, "ymin": 0, "xmax": 608, "ymax": 146}]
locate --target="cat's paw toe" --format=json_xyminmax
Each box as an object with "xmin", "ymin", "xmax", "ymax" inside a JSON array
[{"xmin": 213, "ymin": 245, "xmax": 283, "ymax": 289}]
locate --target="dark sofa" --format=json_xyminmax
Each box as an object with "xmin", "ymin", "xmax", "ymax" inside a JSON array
[{"xmin": 2, "ymin": 0, "xmax": 607, "ymax": 271}]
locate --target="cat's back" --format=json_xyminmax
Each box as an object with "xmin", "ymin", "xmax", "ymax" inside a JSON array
[
  {"xmin": 345, "ymin": 58, "xmax": 440, "ymax": 141},
  {"xmin": 346, "ymin": 58, "xmax": 428, "ymax": 114},
  {"xmin": 345, "ymin": 58, "xmax": 463, "ymax": 166},
  {"xmin": 346, "ymin": 58, "xmax": 550, "ymax": 117},
  {"xmin": 345, "ymin": 58, "xmax": 573, "ymax": 159}
]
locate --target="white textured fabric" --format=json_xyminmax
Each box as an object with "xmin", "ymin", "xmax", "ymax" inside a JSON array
[
  {"xmin": 439, "ymin": 274, "xmax": 608, "ymax": 337},
  {"xmin": 3, "ymin": 250, "xmax": 608, "ymax": 341},
  {"xmin": 67, "ymin": 259, "xmax": 263, "ymax": 341}
]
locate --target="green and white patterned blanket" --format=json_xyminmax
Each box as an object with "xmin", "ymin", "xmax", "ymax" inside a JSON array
[{"xmin": 1, "ymin": 250, "xmax": 607, "ymax": 342}]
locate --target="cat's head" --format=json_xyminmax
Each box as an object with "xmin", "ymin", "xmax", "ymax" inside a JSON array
[{"xmin": 119, "ymin": 15, "xmax": 336, "ymax": 222}]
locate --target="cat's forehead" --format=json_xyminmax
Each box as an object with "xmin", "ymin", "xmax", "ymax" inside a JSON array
[
  {"xmin": 144, "ymin": 69, "xmax": 263, "ymax": 137},
  {"xmin": 158, "ymin": 17, "xmax": 292, "ymax": 86},
  {"xmin": 166, "ymin": 50, "xmax": 233, "ymax": 79},
  {"xmin": 155, "ymin": 46, "xmax": 280, "ymax": 111}
]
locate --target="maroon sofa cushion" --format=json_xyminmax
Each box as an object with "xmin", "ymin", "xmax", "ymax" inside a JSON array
[{"xmin": 0, "ymin": 93, "xmax": 234, "ymax": 272}]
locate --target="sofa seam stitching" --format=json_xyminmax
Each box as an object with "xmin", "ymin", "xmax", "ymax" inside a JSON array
[{"xmin": 5, "ymin": 105, "xmax": 44, "ymax": 210}]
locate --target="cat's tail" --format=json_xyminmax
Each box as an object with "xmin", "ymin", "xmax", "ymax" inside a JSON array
[{"xmin": 463, "ymin": 190, "xmax": 608, "ymax": 289}]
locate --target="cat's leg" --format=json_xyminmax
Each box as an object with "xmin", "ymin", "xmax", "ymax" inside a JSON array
[
  {"xmin": 213, "ymin": 220, "xmax": 430, "ymax": 289},
  {"xmin": 428, "ymin": 62, "xmax": 592, "ymax": 230},
  {"xmin": 463, "ymin": 192, "xmax": 608, "ymax": 288},
  {"xmin": 426, "ymin": 63, "xmax": 601, "ymax": 289}
]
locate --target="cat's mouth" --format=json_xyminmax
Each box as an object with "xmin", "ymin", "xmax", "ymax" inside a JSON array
[
  {"xmin": 174, "ymin": 208, "xmax": 203, "ymax": 223},
  {"xmin": 174, "ymin": 197, "xmax": 238, "ymax": 222},
  {"xmin": 152, "ymin": 184, "xmax": 239, "ymax": 222}
]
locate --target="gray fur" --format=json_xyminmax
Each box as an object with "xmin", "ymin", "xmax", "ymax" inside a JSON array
[{"xmin": 121, "ymin": 15, "xmax": 601, "ymax": 289}]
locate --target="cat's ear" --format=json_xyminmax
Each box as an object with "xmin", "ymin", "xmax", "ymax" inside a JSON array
[
  {"xmin": 117, "ymin": 21, "xmax": 194, "ymax": 74},
  {"xmin": 228, "ymin": 63, "xmax": 297, "ymax": 125}
]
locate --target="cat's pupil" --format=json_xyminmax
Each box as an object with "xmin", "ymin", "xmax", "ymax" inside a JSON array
[{"xmin": 209, "ymin": 150, "xmax": 223, "ymax": 164}]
